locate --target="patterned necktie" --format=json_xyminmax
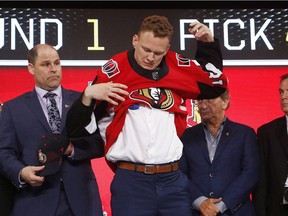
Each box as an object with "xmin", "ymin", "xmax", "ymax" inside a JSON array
[{"xmin": 44, "ymin": 92, "xmax": 61, "ymax": 133}]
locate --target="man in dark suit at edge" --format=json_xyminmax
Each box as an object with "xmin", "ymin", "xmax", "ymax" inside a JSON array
[
  {"xmin": 0, "ymin": 44, "xmax": 104, "ymax": 216},
  {"xmin": 253, "ymin": 73, "xmax": 288, "ymax": 216},
  {"xmin": 0, "ymin": 100, "xmax": 17, "ymax": 215}
]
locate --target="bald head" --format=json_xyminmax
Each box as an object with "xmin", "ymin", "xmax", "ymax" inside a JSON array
[{"xmin": 28, "ymin": 44, "xmax": 58, "ymax": 65}]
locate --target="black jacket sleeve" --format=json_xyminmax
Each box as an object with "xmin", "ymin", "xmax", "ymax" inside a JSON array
[
  {"xmin": 195, "ymin": 38, "xmax": 228, "ymax": 99},
  {"xmin": 66, "ymin": 96, "xmax": 95, "ymax": 138}
]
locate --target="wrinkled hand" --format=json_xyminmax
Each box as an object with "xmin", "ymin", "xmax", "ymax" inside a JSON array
[
  {"xmin": 199, "ymin": 198, "xmax": 221, "ymax": 216},
  {"xmin": 82, "ymin": 82, "xmax": 129, "ymax": 106},
  {"xmin": 188, "ymin": 21, "xmax": 214, "ymax": 42},
  {"xmin": 20, "ymin": 166, "xmax": 45, "ymax": 186}
]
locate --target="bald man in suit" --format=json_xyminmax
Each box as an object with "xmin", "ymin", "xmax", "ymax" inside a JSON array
[{"xmin": 0, "ymin": 44, "xmax": 104, "ymax": 216}]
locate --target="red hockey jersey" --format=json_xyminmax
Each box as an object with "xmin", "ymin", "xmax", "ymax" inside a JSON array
[
  {"xmin": 92, "ymin": 47, "xmax": 227, "ymax": 153},
  {"xmin": 66, "ymin": 40, "xmax": 228, "ymax": 156}
]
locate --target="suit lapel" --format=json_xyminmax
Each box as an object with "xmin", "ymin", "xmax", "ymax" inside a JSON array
[
  {"xmin": 276, "ymin": 116, "xmax": 288, "ymax": 156},
  {"xmin": 60, "ymin": 88, "xmax": 74, "ymax": 133},
  {"xmin": 25, "ymin": 90, "xmax": 51, "ymax": 132},
  {"xmin": 213, "ymin": 118, "xmax": 232, "ymax": 162},
  {"xmin": 25, "ymin": 88, "xmax": 76, "ymax": 134},
  {"xmin": 198, "ymin": 125, "xmax": 212, "ymax": 164}
]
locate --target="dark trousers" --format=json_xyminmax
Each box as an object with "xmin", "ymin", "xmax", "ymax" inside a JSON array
[
  {"xmin": 111, "ymin": 169, "xmax": 191, "ymax": 216},
  {"xmin": 55, "ymin": 189, "xmax": 75, "ymax": 216},
  {"xmin": 0, "ymin": 174, "xmax": 16, "ymax": 216},
  {"xmin": 267, "ymin": 204, "xmax": 288, "ymax": 216}
]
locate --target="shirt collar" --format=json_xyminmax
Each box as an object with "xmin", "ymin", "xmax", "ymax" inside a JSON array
[
  {"xmin": 35, "ymin": 85, "xmax": 62, "ymax": 98},
  {"xmin": 202, "ymin": 116, "xmax": 226, "ymax": 130}
]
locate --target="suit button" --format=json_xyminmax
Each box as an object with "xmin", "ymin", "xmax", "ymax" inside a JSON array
[
  {"xmin": 209, "ymin": 192, "xmax": 214, "ymax": 197},
  {"xmin": 209, "ymin": 172, "xmax": 214, "ymax": 177}
]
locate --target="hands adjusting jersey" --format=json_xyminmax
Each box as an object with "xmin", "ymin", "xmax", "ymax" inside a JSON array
[{"xmin": 66, "ymin": 38, "xmax": 228, "ymax": 155}]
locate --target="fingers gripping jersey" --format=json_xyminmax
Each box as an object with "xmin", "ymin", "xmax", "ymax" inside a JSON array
[
  {"xmin": 66, "ymin": 39, "xmax": 228, "ymax": 155},
  {"xmin": 94, "ymin": 42, "xmax": 227, "ymax": 154}
]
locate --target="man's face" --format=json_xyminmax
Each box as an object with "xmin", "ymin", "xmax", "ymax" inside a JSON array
[
  {"xmin": 279, "ymin": 78, "xmax": 288, "ymax": 115},
  {"xmin": 197, "ymin": 97, "xmax": 228, "ymax": 123},
  {"xmin": 28, "ymin": 46, "xmax": 62, "ymax": 91},
  {"xmin": 132, "ymin": 31, "xmax": 170, "ymax": 70}
]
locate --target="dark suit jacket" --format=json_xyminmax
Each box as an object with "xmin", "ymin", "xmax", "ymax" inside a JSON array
[
  {"xmin": 0, "ymin": 87, "xmax": 104, "ymax": 216},
  {"xmin": 253, "ymin": 116, "xmax": 288, "ymax": 216},
  {"xmin": 180, "ymin": 118, "xmax": 260, "ymax": 216}
]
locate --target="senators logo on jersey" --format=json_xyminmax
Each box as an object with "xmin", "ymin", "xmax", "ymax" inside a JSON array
[
  {"xmin": 130, "ymin": 87, "xmax": 174, "ymax": 110},
  {"xmin": 176, "ymin": 53, "xmax": 190, "ymax": 67},
  {"xmin": 102, "ymin": 59, "xmax": 120, "ymax": 78}
]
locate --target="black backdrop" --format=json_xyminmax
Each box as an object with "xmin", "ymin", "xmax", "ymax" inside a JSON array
[{"xmin": 0, "ymin": 1, "xmax": 287, "ymax": 66}]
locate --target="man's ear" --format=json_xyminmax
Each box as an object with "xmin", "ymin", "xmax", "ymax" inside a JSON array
[
  {"xmin": 222, "ymin": 100, "xmax": 229, "ymax": 109},
  {"xmin": 132, "ymin": 34, "xmax": 138, "ymax": 47},
  {"xmin": 166, "ymin": 43, "xmax": 170, "ymax": 52},
  {"xmin": 27, "ymin": 63, "xmax": 34, "ymax": 75}
]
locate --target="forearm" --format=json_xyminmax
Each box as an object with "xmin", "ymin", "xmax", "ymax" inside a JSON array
[
  {"xmin": 66, "ymin": 96, "xmax": 95, "ymax": 138},
  {"xmin": 68, "ymin": 132, "xmax": 104, "ymax": 160},
  {"xmin": 196, "ymin": 38, "xmax": 222, "ymax": 71},
  {"xmin": 195, "ymin": 38, "xmax": 228, "ymax": 99}
]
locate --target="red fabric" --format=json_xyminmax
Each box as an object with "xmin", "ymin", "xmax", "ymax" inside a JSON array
[
  {"xmin": 93, "ymin": 50, "xmax": 227, "ymax": 153},
  {"xmin": 1, "ymin": 66, "xmax": 286, "ymax": 216}
]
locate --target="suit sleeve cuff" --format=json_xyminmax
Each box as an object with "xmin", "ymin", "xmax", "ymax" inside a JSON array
[
  {"xmin": 192, "ymin": 196, "xmax": 207, "ymax": 210},
  {"xmin": 215, "ymin": 201, "xmax": 227, "ymax": 213}
]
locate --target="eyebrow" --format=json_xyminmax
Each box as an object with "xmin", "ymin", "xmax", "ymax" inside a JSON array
[{"xmin": 142, "ymin": 45, "xmax": 166, "ymax": 55}]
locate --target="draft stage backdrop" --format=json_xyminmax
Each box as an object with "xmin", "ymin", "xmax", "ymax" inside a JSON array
[
  {"xmin": 0, "ymin": 65, "xmax": 286, "ymax": 215},
  {"xmin": 0, "ymin": 2, "xmax": 287, "ymax": 215}
]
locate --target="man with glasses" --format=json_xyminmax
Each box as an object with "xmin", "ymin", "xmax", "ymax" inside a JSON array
[{"xmin": 180, "ymin": 89, "xmax": 260, "ymax": 216}]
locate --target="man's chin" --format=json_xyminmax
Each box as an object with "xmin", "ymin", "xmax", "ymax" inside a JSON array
[
  {"xmin": 141, "ymin": 63, "xmax": 155, "ymax": 70},
  {"xmin": 282, "ymin": 107, "xmax": 288, "ymax": 114},
  {"xmin": 48, "ymin": 82, "xmax": 61, "ymax": 89}
]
